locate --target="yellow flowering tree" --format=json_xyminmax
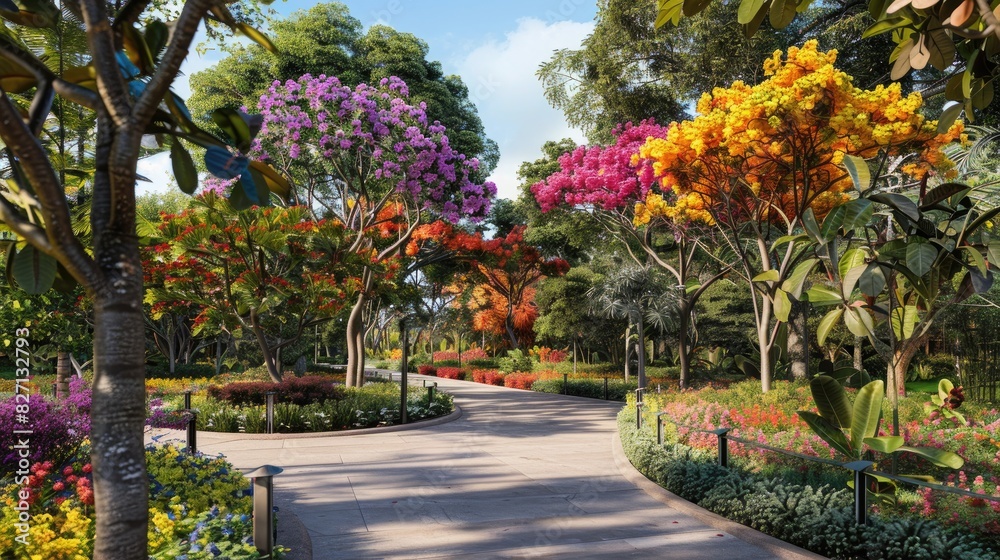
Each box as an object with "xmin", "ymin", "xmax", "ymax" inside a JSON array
[{"xmin": 640, "ymin": 41, "xmax": 962, "ymax": 392}]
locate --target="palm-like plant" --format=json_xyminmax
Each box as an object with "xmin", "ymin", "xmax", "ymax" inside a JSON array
[{"xmin": 589, "ymin": 264, "xmax": 676, "ymax": 388}]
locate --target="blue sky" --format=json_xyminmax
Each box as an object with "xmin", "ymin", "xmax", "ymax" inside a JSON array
[{"xmin": 139, "ymin": 0, "xmax": 599, "ymax": 200}]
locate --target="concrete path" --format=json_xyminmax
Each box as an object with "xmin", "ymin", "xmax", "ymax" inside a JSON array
[{"xmin": 170, "ymin": 374, "xmax": 823, "ymax": 559}]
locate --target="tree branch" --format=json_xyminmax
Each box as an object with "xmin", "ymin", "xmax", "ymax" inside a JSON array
[
  {"xmin": 0, "ymin": 92, "xmax": 100, "ymax": 286},
  {"xmin": 133, "ymin": 0, "xmax": 213, "ymax": 126},
  {"xmin": 0, "ymin": 194, "xmax": 51, "ymax": 252},
  {"xmin": 80, "ymin": 0, "xmax": 130, "ymax": 126}
]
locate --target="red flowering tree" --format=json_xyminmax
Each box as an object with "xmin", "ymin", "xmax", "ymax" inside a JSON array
[
  {"xmin": 531, "ymin": 120, "xmax": 721, "ymax": 388},
  {"xmin": 408, "ymin": 223, "xmax": 568, "ymax": 349},
  {"xmin": 144, "ymin": 193, "xmax": 363, "ymax": 382},
  {"xmin": 246, "ymin": 75, "xmax": 496, "ymax": 385}
]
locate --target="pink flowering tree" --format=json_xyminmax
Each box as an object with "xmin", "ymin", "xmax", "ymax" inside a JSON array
[
  {"xmin": 248, "ymin": 74, "xmax": 496, "ymax": 385},
  {"xmin": 532, "ymin": 120, "xmax": 722, "ymax": 388}
]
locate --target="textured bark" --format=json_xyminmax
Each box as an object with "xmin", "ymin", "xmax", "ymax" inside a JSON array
[
  {"xmin": 345, "ymin": 292, "xmax": 365, "ymax": 387},
  {"xmin": 250, "ymin": 309, "xmax": 283, "ymax": 383},
  {"xmin": 90, "ymin": 244, "xmax": 148, "ymax": 560},
  {"xmin": 56, "ymin": 351, "xmax": 71, "ymax": 398},
  {"xmin": 787, "ymin": 300, "xmax": 809, "ymax": 380}
]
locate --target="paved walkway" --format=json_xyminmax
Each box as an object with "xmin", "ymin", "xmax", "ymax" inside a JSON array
[{"xmin": 171, "ymin": 374, "xmax": 822, "ymax": 559}]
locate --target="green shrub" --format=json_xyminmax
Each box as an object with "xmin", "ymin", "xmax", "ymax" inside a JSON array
[
  {"xmin": 466, "ymin": 358, "xmax": 499, "ymax": 369},
  {"xmin": 147, "ymin": 362, "xmax": 217, "ymax": 379},
  {"xmin": 498, "ymin": 349, "xmax": 534, "ymax": 373},
  {"xmin": 531, "ymin": 378, "xmax": 636, "ymax": 400},
  {"xmin": 617, "ymin": 404, "xmax": 998, "ymax": 560}
]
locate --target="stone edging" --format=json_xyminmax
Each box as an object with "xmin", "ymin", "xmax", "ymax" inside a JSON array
[{"xmin": 610, "ymin": 431, "xmax": 829, "ymax": 560}]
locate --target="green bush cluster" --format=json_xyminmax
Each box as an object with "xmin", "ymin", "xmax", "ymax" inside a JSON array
[
  {"xmin": 531, "ymin": 378, "xmax": 636, "ymax": 401},
  {"xmin": 498, "ymin": 349, "xmax": 534, "ymax": 374},
  {"xmin": 194, "ymin": 383, "xmax": 453, "ymax": 433},
  {"xmin": 617, "ymin": 406, "xmax": 998, "ymax": 560},
  {"xmin": 147, "ymin": 362, "xmax": 217, "ymax": 380}
]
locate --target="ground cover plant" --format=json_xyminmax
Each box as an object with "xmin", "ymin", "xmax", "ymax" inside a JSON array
[{"xmin": 637, "ymin": 379, "xmax": 1000, "ymax": 550}]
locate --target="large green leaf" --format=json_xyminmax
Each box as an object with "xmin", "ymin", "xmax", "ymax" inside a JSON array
[
  {"xmin": 863, "ymin": 435, "xmax": 904, "ymax": 453},
  {"xmin": 774, "ymin": 288, "xmax": 792, "ymax": 322},
  {"xmin": 782, "ymin": 258, "xmax": 818, "ymax": 298},
  {"xmin": 802, "ymin": 207, "xmax": 823, "ymax": 244},
  {"xmin": 839, "ymin": 248, "xmax": 868, "ymax": 281},
  {"xmin": 841, "ymin": 198, "xmax": 874, "ymax": 230},
  {"xmin": 938, "ymin": 378, "xmax": 955, "ymax": 403},
  {"xmin": 170, "ymin": 138, "xmax": 198, "ymax": 195},
  {"xmin": 211, "ymin": 108, "xmax": 253, "ymax": 152},
  {"xmin": 738, "ymin": 0, "xmax": 768, "ymax": 24},
  {"xmin": 851, "ymin": 380, "xmax": 884, "ymax": 448},
  {"xmin": 905, "ymin": 241, "xmax": 938, "ymax": 277},
  {"xmin": 842, "ymin": 263, "xmax": 868, "ymax": 298},
  {"xmin": 858, "ymin": 263, "xmax": 886, "ymax": 297},
  {"xmin": 12, "ymin": 245, "xmax": 56, "ymax": 294},
  {"xmin": 235, "ymin": 23, "xmax": 278, "ymax": 54},
  {"xmin": 921, "ymin": 182, "xmax": 968, "ymax": 209},
  {"xmin": 816, "ymin": 307, "xmax": 844, "ymax": 346},
  {"xmin": 897, "ymin": 445, "xmax": 965, "ymax": 469},
  {"xmin": 819, "ymin": 205, "xmax": 847, "ymax": 242},
  {"xmin": 870, "ymin": 193, "xmax": 919, "ymax": 222},
  {"xmin": 964, "ymin": 246, "xmax": 988, "ymax": 274},
  {"xmin": 798, "ymin": 410, "xmax": 853, "ymax": 457},
  {"xmin": 890, "ymin": 305, "xmax": 920, "ymax": 340},
  {"xmin": 753, "ymin": 269, "xmax": 780, "ymax": 282},
  {"xmin": 769, "ymin": 0, "xmax": 797, "ymax": 27},
  {"xmin": 842, "ymin": 155, "xmax": 871, "ymax": 190},
  {"xmin": 656, "ymin": 0, "xmax": 684, "ymax": 26},
  {"xmin": 806, "ymin": 285, "xmax": 843, "ymax": 306},
  {"xmin": 683, "ymin": 0, "xmax": 713, "ymax": 16},
  {"xmin": 810, "ymin": 375, "xmax": 852, "ymax": 429},
  {"xmin": 844, "ymin": 307, "xmax": 874, "ymax": 337}
]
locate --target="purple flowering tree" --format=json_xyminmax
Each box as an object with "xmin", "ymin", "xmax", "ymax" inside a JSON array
[{"xmin": 248, "ymin": 74, "xmax": 496, "ymax": 385}]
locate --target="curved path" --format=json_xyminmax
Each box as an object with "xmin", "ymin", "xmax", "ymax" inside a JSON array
[{"xmin": 186, "ymin": 374, "xmax": 823, "ymax": 559}]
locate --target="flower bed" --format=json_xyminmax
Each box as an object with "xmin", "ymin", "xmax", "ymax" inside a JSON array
[{"xmin": 0, "ymin": 441, "xmax": 277, "ymax": 559}]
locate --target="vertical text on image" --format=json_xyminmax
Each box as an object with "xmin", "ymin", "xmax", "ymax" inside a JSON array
[{"xmin": 12, "ymin": 327, "xmax": 32, "ymax": 546}]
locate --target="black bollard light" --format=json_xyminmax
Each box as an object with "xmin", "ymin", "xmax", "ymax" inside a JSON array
[
  {"xmin": 246, "ymin": 465, "xmax": 283, "ymax": 558},
  {"xmin": 186, "ymin": 411, "xmax": 198, "ymax": 455},
  {"xmin": 183, "ymin": 390, "xmax": 192, "ymax": 410}
]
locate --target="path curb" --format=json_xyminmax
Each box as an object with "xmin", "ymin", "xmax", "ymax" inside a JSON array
[{"xmin": 611, "ymin": 431, "xmax": 829, "ymax": 560}]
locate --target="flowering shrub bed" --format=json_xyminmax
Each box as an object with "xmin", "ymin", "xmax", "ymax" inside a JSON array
[
  {"xmin": 418, "ymin": 365, "xmax": 437, "ymax": 376},
  {"xmin": 0, "ymin": 382, "xmax": 90, "ymax": 471},
  {"xmin": 432, "ymin": 348, "xmax": 489, "ymax": 362},
  {"xmin": 0, "ymin": 442, "xmax": 277, "ymax": 559},
  {"xmin": 206, "ymin": 375, "xmax": 343, "ymax": 406},
  {"xmin": 646, "ymin": 380, "xmax": 1000, "ymax": 544},
  {"xmin": 503, "ymin": 372, "xmax": 540, "ymax": 390},
  {"xmin": 472, "ymin": 369, "xmax": 505, "ymax": 386},
  {"xmin": 435, "ymin": 367, "xmax": 466, "ymax": 380}
]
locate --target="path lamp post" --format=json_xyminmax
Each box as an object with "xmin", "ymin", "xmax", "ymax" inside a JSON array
[
  {"xmin": 247, "ymin": 465, "xmax": 283, "ymax": 558},
  {"xmin": 400, "ymin": 319, "xmax": 408, "ymax": 425}
]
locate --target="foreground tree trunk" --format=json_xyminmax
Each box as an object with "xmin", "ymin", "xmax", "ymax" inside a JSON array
[
  {"xmin": 56, "ymin": 351, "xmax": 71, "ymax": 398},
  {"xmin": 90, "ymin": 240, "xmax": 148, "ymax": 559},
  {"xmin": 346, "ymin": 292, "xmax": 366, "ymax": 386}
]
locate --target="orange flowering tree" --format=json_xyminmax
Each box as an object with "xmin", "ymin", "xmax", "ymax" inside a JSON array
[
  {"xmin": 143, "ymin": 193, "xmax": 364, "ymax": 382},
  {"xmin": 639, "ymin": 41, "xmax": 963, "ymax": 392},
  {"xmin": 408, "ymin": 223, "xmax": 569, "ymax": 349}
]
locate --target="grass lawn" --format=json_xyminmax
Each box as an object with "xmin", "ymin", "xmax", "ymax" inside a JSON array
[{"xmin": 906, "ymin": 378, "xmax": 948, "ymax": 394}]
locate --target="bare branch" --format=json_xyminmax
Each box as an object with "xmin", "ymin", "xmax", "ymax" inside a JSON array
[
  {"xmin": 0, "ymin": 91, "xmax": 100, "ymax": 286},
  {"xmin": 54, "ymin": 79, "xmax": 101, "ymax": 110},
  {"xmin": 80, "ymin": 0, "xmax": 130, "ymax": 126},
  {"xmin": 133, "ymin": 0, "xmax": 214, "ymax": 126}
]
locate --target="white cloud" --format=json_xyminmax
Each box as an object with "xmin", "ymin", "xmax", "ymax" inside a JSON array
[{"xmin": 454, "ymin": 18, "xmax": 592, "ymax": 200}]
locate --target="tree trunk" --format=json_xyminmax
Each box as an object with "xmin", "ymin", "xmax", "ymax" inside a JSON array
[
  {"xmin": 637, "ymin": 317, "xmax": 647, "ymax": 390},
  {"xmin": 250, "ymin": 309, "xmax": 282, "ymax": 383},
  {"xmin": 56, "ymin": 351, "xmax": 71, "ymax": 399},
  {"xmin": 90, "ymin": 284, "xmax": 148, "ymax": 559},
  {"xmin": 788, "ymin": 299, "xmax": 809, "ymax": 381},
  {"xmin": 346, "ymin": 292, "xmax": 366, "ymax": 387},
  {"xmin": 504, "ymin": 313, "xmax": 519, "ymax": 349},
  {"xmin": 677, "ymin": 299, "xmax": 692, "ymax": 389},
  {"xmin": 889, "ymin": 333, "xmax": 928, "ymax": 400},
  {"xmin": 757, "ymin": 297, "xmax": 773, "ymax": 393}
]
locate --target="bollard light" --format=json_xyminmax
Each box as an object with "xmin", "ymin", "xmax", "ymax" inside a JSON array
[
  {"xmin": 844, "ymin": 460, "xmax": 874, "ymax": 526},
  {"xmin": 183, "ymin": 390, "xmax": 192, "ymax": 410},
  {"xmin": 563, "ymin": 373, "xmax": 568, "ymax": 395},
  {"xmin": 423, "ymin": 380, "xmax": 437, "ymax": 405},
  {"xmin": 246, "ymin": 465, "xmax": 283, "ymax": 558},
  {"xmin": 265, "ymin": 391, "xmax": 276, "ymax": 434},
  {"xmin": 186, "ymin": 411, "xmax": 198, "ymax": 455},
  {"xmin": 604, "ymin": 377, "xmax": 609, "ymax": 400},
  {"xmin": 710, "ymin": 428, "xmax": 730, "ymax": 468}
]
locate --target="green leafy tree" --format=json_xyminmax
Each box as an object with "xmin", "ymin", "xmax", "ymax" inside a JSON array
[
  {"xmin": 0, "ymin": 0, "xmax": 282, "ymax": 554},
  {"xmin": 145, "ymin": 194, "xmax": 362, "ymax": 382}
]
